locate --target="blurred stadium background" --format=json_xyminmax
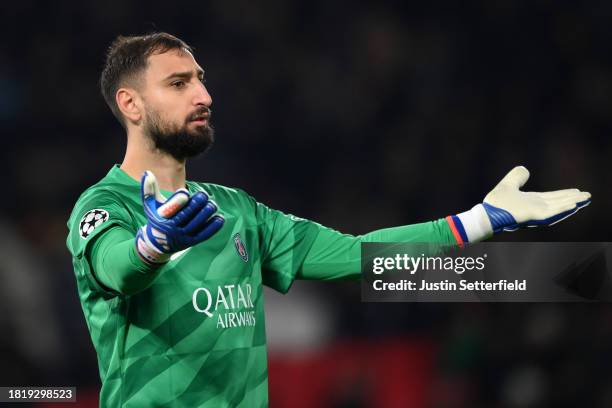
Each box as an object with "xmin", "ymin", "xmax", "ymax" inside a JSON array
[{"xmin": 2, "ymin": 0, "xmax": 612, "ymax": 406}]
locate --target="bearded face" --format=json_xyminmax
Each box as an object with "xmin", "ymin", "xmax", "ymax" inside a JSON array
[{"xmin": 143, "ymin": 104, "xmax": 215, "ymax": 161}]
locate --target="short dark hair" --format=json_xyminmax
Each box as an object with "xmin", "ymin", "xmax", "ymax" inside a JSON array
[{"xmin": 100, "ymin": 32, "xmax": 193, "ymax": 127}]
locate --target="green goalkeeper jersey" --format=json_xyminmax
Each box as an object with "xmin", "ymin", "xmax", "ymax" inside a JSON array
[{"xmin": 66, "ymin": 165, "xmax": 457, "ymax": 407}]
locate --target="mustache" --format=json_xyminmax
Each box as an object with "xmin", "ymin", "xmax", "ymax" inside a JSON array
[{"xmin": 187, "ymin": 107, "xmax": 212, "ymax": 122}]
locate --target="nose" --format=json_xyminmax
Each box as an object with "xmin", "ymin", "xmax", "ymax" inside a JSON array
[{"xmin": 194, "ymin": 82, "xmax": 212, "ymax": 107}]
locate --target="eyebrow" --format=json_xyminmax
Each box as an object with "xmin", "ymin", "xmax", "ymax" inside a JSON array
[{"xmin": 162, "ymin": 69, "xmax": 205, "ymax": 82}]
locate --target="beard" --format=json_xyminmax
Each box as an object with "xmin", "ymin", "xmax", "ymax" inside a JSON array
[{"xmin": 144, "ymin": 106, "xmax": 215, "ymax": 161}]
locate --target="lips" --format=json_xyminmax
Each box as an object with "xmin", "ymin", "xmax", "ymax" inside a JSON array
[
  {"xmin": 189, "ymin": 112, "xmax": 210, "ymax": 123},
  {"xmin": 191, "ymin": 119, "xmax": 208, "ymax": 127},
  {"xmin": 189, "ymin": 116, "xmax": 210, "ymax": 127}
]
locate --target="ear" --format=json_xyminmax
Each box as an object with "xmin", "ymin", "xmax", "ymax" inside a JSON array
[{"xmin": 116, "ymin": 87, "xmax": 142, "ymax": 124}]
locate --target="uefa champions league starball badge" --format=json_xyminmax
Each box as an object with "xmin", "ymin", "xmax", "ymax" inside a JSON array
[{"xmin": 79, "ymin": 209, "xmax": 110, "ymax": 239}]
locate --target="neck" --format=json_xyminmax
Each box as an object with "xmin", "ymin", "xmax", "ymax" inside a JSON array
[{"xmin": 120, "ymin": 130, "xmax": 187, "ymax": 192}]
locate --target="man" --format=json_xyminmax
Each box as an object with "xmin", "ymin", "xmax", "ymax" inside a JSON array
[{"xmin": 66, "ymin": 32, "xmax": 591, "ymax": 407}]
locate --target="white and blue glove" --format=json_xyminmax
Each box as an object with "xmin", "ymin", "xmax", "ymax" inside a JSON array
[
  {"xmin": 447, "ymin": 166, "xmax": 591, "ymax": 244},
  {"xmin": 135, "ymin": 171, "xmax": 225, "ymax": 265}
]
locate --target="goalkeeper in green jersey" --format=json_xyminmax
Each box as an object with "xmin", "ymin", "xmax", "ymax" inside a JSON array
[{"xmin": 66, "ymin": 32, "xmax": 591, "ymax": 407}]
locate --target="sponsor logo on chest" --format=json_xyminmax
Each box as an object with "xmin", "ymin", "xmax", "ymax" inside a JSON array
[{"xmin": 192, "ymin": 283, "xmax": 256, "ymax": 329}]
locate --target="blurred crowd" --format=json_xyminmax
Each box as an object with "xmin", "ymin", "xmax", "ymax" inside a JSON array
[{"xmin": 1, "ymin": 0, "xmax": 611, "ymax": 406}]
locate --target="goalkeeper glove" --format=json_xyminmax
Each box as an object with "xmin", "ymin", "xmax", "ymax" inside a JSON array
[
  {"xmin": 135, "ymin": 170, "xmax": 225, "ymax": 265},
  {"xmin": 447, "ymin": 166, "xmax": 591, "ymax": 244}
]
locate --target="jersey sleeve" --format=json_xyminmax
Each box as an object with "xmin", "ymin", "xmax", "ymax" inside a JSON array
[
  {"xmin": 89, "ymin": 226, "xmax": 163, "ymax": 296},
  {"xmin": 66, "ymin": 190, "xmax": 137, "ymax": 296},
  {"xmin": 251, "ymin": 198, "xmax": 321, "ymax": 293},
  {"xmin": 245, "ymin": 192, "xmax": 459, "ymax": 294},
  {"xmin": 299, "ymin": 218, "xmax": 457, "ymax": 281}
]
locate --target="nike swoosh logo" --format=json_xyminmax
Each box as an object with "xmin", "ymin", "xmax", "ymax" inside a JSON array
[{"xmin": 170, "ymin": 248, "xmax": 191, "ymax": 261}]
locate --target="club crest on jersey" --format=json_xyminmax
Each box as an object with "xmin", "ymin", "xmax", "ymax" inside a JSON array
[
  {"xmin": 233, "ymin": 233, "xmax": 248, "ymax": 262},
  {"xmin": 79, "ymin": 209, "xmax": 109, "ymax": 239}
]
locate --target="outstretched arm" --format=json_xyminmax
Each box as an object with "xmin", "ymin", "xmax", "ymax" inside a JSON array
[{"xmin": 259, "ymin": 166, "xmax": 591, "ymax": 291}]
